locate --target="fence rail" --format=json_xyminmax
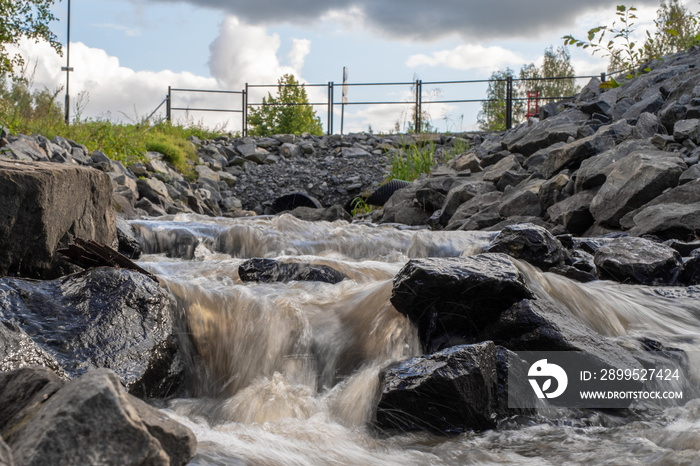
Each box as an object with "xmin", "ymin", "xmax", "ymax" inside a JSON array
[{"xmin": 165, "ymin": 73, "xmax": 607, "ymax": 135}]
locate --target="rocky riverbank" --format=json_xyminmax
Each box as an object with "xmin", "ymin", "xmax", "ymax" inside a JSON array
[{"xmin": 2, "ymin": 46, "xmax": 700, "ymax": 464}]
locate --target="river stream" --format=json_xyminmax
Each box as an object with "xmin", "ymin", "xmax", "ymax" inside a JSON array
[{"xmin": 130, "ymin": 213, "xmax": 700, "ymax": 465}]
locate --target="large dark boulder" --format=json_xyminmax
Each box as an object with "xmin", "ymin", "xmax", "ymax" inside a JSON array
[
  {"xmin": 484, "ymin": 223, "xmax": 565, "ymax": 270},
  {"xmin": 594, "ymin": 237, "xmax": 682, "ymax": 285},
  {"xmin": 374, "ymin": 341, "xmax": 523, "ymax": 434},
  {"xmin": 589, "ymin": 151, "xmax": 686, "ymax": 227},
  {"xmin": 539, "ymin": 121, "xmax": 632, "ymax": 178},
  {"xmin": 390, "ymin": 254, "xmax": 533, "ymax": 351},
  {"xmin": 484, "ymin": 298, "xmax": 640, "ymax": 371},
  {"xmin": 4, "ymin": 368, "xmax": 196, "ymax": 466},
  {"xmin": 238, "ymin": 258, "xmax": 347, "ymax": 284},
  {"xmin": 0, "ymin": 160, "xmax": 116, "ymax": 279},
  {"xmin": 0, "ymin": 268, "xmax": 185, "ymax": 398}
]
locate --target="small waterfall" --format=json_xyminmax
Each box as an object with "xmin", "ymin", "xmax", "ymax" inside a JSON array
[{"xmin": 131, "ymin": 214, "xmax": 700, "ymax": 465}]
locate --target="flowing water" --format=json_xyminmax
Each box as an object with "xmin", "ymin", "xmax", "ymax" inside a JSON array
[{"xmin": 130, "ymin": 213, "xmax": 700, "ymax": 465}]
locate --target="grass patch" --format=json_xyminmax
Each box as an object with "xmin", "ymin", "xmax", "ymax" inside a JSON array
[
  {"xmin": 0, "ymin": 79, "xmax": 223, "ymax": 175},
  {"xmin": 388, "ymin": 141, "xmax": 436, "ymax": 182}
]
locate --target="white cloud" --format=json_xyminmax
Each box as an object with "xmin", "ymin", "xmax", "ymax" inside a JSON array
[
  {"xmin": 207, "ymin": 16, "xmax": 306, "ymax": 90},
  {"xmin": 12, "ymin": 15, "xmax": 318, "ymax": 132},
  {"xmin": 287, "ymin": 39, "xmax": 311, "ymax": 72},
  {"xmin": 406, "ymin": 44, "xmax": 526, "ymax": 72}
]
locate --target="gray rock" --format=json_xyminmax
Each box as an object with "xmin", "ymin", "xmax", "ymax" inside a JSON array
[
  {"xmin": 673, "ymin": 118, "xmax": 700, "ymax": 143},
  {"xmin": 594, "ymin": 237, "xmax": 682, "ymax": 285},
  {"xmin": 280, "ymin": 143, "xmax": 301, "ymax": 158},
  {"xmin": 498, "ymin": 185, "xmax": 542, "ymax": 218},
  {"xmin": 589, "ymin": 151, "xmax": 686, "ymax": 227},
  {"xmin": 7, "ymin": 369, "xmax": 195, "ymax": 466},
  {"xmin": 502, "ymin": 108, "xmax": 589, "ymax": 156},
  {"xmin": 540, "ymin": 120, "xmax": 632, "ymax": 178},
  {"xmin": 482, "ymin": 154, "xmax": 522, "ymax": 183},
  {"xmin": 547, "ymin": 189, "xmax": 598, "ymax": 234},
  {"xmin": 621, "ymin": 92, "xmax": 665, "ymax": 120},
  {"xmin": 137, "ymin": 177, "xmax": 171, "ymax": 205},
  {"xmin": 0, "ymin": 160, "xmax": 116, "ymax": 279},
  {"xmin": 194, "ymin": 164, "xmax": 221, "ymax": 183},
  {"xmin": 574, "ymin": 139, "xmax": 657, "ymax": 192},
  {"xmin": 627, "ymin": 202, "xmax": 700, "ymax": 239},
  {"xmin": 445, "ymin": 191, "xmax": 502, "ymax": 229}
]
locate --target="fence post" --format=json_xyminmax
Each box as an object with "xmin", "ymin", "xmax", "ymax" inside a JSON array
[
  {"xmin": 244, "ymin": 83, "xmax": 249, "ymax": 137},
  {"xmin": 505, "ymin": 76, "xmax": 513, "ymax": 130},
  {"xmin": 166, "ymin": 86, "xmax": 171, "ymax": 122},
  {"xmin": 328, "ymin": 82, "xmax": 334, "ymax": 135},
  {"xmin": 415, "ymin": 79, "xmax": 422, "ymax": 133},
  {"xmin": 600, "ymin": 72, "xmax": 606, "ymax": 83}
]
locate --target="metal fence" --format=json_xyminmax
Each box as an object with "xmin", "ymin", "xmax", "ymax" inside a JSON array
[{"xmin": 165, "ymin": 73, "xmax": 607, "ymax": 135}]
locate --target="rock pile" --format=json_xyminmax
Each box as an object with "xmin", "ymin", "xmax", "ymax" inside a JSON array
[
  {"xmin": 1, "ymin": 129, "xmax": 480, "ymax": 221},
  {"xmin": 372, "ymin": 47, "xmax": 700, "ymax": 242}
]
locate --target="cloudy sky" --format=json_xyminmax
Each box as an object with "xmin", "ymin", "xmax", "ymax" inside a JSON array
[{"xmin": 15, "ymin": 0, "xmax": 675, "ymax": 133}]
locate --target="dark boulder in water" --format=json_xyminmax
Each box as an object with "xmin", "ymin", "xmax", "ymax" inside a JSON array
[
  {"xmin": 484, "ymin": 223, "xmax": 565, "ymax": 270},
  {"xmin": 374, "ymin": 341, "xmax": 529, "ymax": 434},
  {"xmin": 594, "ymin": 236, "xmax": 682, "ymax": 285},
  {"xmin": 390, "ymin": 254, "xmax": 533, "ymax": 351},
  {"xmin": 0, "ymin": 268, "xmax": 185, "ymax": 398},
  {"xmin": 238, "ymin": 258, "xmax": 347, "ymax": 284}
]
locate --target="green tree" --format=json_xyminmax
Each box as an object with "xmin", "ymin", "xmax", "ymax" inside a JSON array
[
  {"xmin": 643, "ymin": 0, "xmax": 700, "ymax": 60},
  {"xmin": 0, "ymin": 0, "xmax": 62, "ymax": 80},
  {"xmin": 519, "ymin": 46, "xmax": 580, "ymax": 104},
  {"xmin": 477, "ymin": 68, "xmax": 522, "ymax": 131},
  {"xmin": 478, "ymin": 45, "xmax": 579, "ymax": 132},
  {"xmin": 248, "ymin": 73, "xmax": 324, "ymax": 136},
  {"xmin": 564, "ymin": 2, "xmax": 700, "ymax": 77}
]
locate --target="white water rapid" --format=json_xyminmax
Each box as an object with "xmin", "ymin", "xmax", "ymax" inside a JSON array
[{"xmin": 131, "ymin": 213, "xmax": 700, "ymax": 465}]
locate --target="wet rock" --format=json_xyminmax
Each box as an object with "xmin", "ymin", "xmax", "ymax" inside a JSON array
[
  {"xmin": 484, "ymin": 298, "xmax": 642, "ymax": 376},
  {"xmin": 589, "ymin": 151, "xmax": 686, "ymax": 227},
  {"xmin": 484, "ymin": 223, "xmax": 565, "ymax": 270},
  {"xmin": 116, "ymin": 217, "xmax": 142, "ymax": 259},
  {"xmin": 594, "ymin": 237, "xmax": 682, "ymax": 285},
  {"xmin": 374, "ymin": 341, "xmax": 509, "ymax": 434},
  {"xmin": 391, "ymin": 254, "xmax": 533, "ymax": 351},
  {"xmin": 0, "ymin": 160, "xmax": 116, "ymax": 279},
  {"xmin": 0, "ymin": 320, "xmax": 65, "ymax": 376},
  {"xmin": 238, "ymin": 258, "xmax": 347, "ymax": 284},
  {"xmin": 0, "ymin": 268, "xmax": 185, "ymax": 398},
  {"xmin": 6, "ymin": 369, "xmax": 195, "ymax": 466}
]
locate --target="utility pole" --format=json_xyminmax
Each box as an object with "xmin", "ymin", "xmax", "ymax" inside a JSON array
[{"xmin": 62, "ymin": 0, "xmax": 74, "ymax": 124}]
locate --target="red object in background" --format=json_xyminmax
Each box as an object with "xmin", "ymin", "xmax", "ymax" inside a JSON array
[{"xmin": 527, "ymin": 91, "xmax": 539, "ymax": 119}]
